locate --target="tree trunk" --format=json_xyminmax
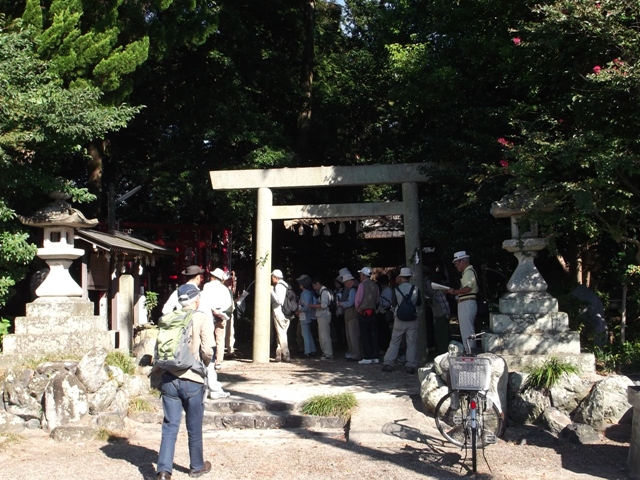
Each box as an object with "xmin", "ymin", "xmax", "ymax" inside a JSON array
[
  {"xmin": 296, "ymin": 0, "xmax": 315, "ymax": 159},
  {"xmin": 87, "ymin": 139, "xmax": 109, "ymax": 219}
]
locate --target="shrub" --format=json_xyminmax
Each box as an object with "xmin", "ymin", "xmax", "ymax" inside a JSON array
[
  {"xmin": 593, "ymin": 340, "xmax": 640, "ymax": 374},
  {"xmin": 95, "ymin": 428, "xmax": 126, "ymax": 442},
  {"xmin": 526, "ymin": 357, "xmax": 580, "ymax": 390},
  {"xmin": 300, "ymin": 392, "xmax": 357, "ymax": 421},
  {"xmin": 105, "ymin": 350, "xmax": 136, "ymax": 375}
]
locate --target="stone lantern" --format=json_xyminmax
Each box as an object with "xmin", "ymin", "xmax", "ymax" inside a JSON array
[
  {"xmin": 2, "ymin": 192, "xmax": 112, "ymax": 358},
  {"xmin": 485, "ymin": 190, "xmax": 594, "ymax": 372},
  {"xmin": 20, "ymin": 192, "xmax": 98, "ymax": 298}
]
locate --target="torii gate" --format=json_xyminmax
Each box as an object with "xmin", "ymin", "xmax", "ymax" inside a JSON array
[{"xmin": 210, "ymin": 163, "xmax": 431, "ymax": 363}]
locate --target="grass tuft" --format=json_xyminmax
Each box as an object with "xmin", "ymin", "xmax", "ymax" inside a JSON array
[
  {"xmin": 95, "ymin": 428, "xmax": 127, "ymax": 442},
  {"xmin": 0, "ymin": 433, "xmax": 22, "ymax": 451},
  {"xmin": 105, "ymin": 351, "xmax": 136, "ymax": 375},
  {"xmin": 526, "ymin": 357, "xmax": 580, "ymax": 390},
  {"xmin": 300, "ymin": 392, "xmax": 357, "ymax": 421},
  {"xmin": 128, "ymin": 397, "xmax": 154, "ymax": 415}
]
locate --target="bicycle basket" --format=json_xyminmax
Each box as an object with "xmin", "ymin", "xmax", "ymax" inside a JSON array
[{"xmin": 448, "ymin": 357, "xmax": 492, "ymax": 391}]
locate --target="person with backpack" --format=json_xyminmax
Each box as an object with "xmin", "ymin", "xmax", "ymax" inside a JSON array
[
  {"xmin": 161, "ymin": 265, "xmax": 205, "ymax": 315},
  {"xmin": 447, "ymin": 251, "xmax": 479, "ymax": 353},
  {"xmin": 310, "ymin": 278, "xmax": 334, "ymax": 360},
  {"xmin": 382, "ymin": 267, "xmax": 423, "ymax": 374},
  {"xmin": 270, "ymin": 269, "xmax": 291, "ymax": 362},
  {"xmin": 155, "ymin": 283, "xmax": 214, "ymax": 480}
]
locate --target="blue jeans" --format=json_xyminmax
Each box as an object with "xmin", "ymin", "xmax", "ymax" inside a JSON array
[
  {"xmin": 300, "ymin": 321, "xmax": 316, "ymax": 354},
  {"xmin": 157, "ymin": 372, "xmax": 206, "ymax": 474}
]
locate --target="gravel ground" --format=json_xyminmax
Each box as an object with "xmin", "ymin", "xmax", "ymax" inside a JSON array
[{"xmin": 0, "ymin": 345, "xmax": 633, "ymax": 480}]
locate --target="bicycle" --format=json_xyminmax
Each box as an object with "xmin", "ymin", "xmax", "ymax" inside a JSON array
[{"xmin": 434, "ymin": 332, "xmax": 504, "ymax": 473}]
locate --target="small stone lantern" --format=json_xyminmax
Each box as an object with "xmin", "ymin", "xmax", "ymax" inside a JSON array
[{"xmin": 20, "ymin": 192, "xmax": 98, "ymax": 297}]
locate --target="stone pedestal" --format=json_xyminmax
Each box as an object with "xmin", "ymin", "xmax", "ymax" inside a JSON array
[
  {"xmin": 2, "ymin": 298, "xmax": 113, "ymax": 357},
  {"xmin": 629, "ymin": 386, "xmax": 640, "ymax": 479}
]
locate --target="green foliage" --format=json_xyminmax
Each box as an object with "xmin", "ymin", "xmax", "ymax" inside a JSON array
[
  {"xmin": 526, "ymin": 357, "xmax": 580, "ymax": 390},
  {"xmin": 144, "ymin": 291, "xmax": 158, "ymax": 312},
  {"xmin": 0, "ymin": 21, "xmax": 139, "ymax": 315},
  {"xmin": 105, "ymin": 350, "xmax": 136, "ymax": 375},
  {"xmin": 0, "ymin": 317, "xmax": 11, "ymax": 349},
  {"xmin": 593, "ymin": 340, "xmax": 640, "ymax": 374},
  {"xmin": 300, "ymin": 392, "xmax": 357, "ymax": 421}
]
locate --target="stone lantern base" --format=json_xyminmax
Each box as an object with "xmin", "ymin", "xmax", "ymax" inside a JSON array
[
  {"xmin": 483, "ymin": 291, "xmax": 595, "ymax": 373},
  {"xmin": 2, "ymin": 298, "xmax": 113, "ymax": 357}
]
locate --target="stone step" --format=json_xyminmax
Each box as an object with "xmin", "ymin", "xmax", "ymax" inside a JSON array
[
  {"xmin": 13, "ymin": 316, "xmax": 107, "ymax": 335},
  {"xmin": 490, "ymin": 311, "xmax": 569, "ymax": 334},
  {"xmin": 2, "ymin": 331, "xmax": 113, "ymax": 357},
  {"xmin": 128, "ymin": 396, "xmax": 346, "ymax": 435},
  {"xmin": 484, "ymin": 331, "xmax": 581, "ymax": 355},
  {"xmin": 26, "ymin": 298, "xmax": 95, "ymax": 317}
]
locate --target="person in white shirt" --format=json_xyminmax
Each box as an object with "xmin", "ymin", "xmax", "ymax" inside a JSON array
[
  {"xmin": 270, "ymin": 269, "xmax": 291, "ymax": 362},
  {"xmin": 201, "ymin": 267, "xmax": 232, "ymax": 370}
]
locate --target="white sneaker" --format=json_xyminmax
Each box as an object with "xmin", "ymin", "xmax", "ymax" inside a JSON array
[
  {"xmin": 372, "ymin": 359, "xmax": 380, "ymax": 364},
  {"xmin": 345, "ymin": 353, "xmax": 352, "ymax": 359},
  {"xmin": 209, "ymin": 391, "xmax": 230, "ymax": 399},
  {"xmin": 358, "ymin": 359, "xmax": 373, "ymax": 365}
]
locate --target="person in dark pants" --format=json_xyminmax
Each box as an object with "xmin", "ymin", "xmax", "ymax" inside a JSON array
[
  {"xmin": 156, "ymin": 284, "xmax": 214, "ymax": 480},
  {"xmin": 375, "ymin": 274, "xmax": 393, "ymax": 355},
  {"xmin": 355, "ymin": 267, "xmax": 380, "ymax": 364}
]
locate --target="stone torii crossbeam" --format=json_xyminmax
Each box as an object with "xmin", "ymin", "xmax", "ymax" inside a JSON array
[{"xmin": 210, "ymin": 163, "xmax": 432, "ymax": 363}]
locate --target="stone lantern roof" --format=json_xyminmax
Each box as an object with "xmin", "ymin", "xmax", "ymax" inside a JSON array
[{"xmin": 19, "ymin": 192, "xmax": 98, "ymax": 229}]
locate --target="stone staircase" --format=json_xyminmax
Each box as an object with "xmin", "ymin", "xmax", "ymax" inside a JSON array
[{"xmin": 129, "ymin": 395, "xmax": 348, "ymax": 439}]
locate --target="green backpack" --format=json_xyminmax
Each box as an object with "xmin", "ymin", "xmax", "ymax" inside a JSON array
[{"xmin": 154, "ymin": 309, "xmax": 206, "ymax": 377}]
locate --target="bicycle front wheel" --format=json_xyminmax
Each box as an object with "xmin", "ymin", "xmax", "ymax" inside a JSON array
[{"xmin": 434, "ymin": 391, "xmax": 470, "ymax": 448}]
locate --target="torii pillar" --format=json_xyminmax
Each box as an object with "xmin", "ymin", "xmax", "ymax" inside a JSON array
[{"xmin": 210, "ymin": 164, "xmax": 431, "ymax": 363}]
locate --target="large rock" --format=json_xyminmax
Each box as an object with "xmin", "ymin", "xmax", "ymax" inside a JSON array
[
  {"xmin": 3, "ymin": 371, "xmax": 42, "ymax": 421},
  {"xmin": 0, "ymin": 411, "xmax": 25, "ymax": 433},
  {"xmin": 42, "ymin": 371, "xmax": 89, "ymax": 431},
  {"xmin": 549, "ymin": 372, "xmax": 592, "ymax": 415},
  {"xmin": 132, "ymin": 326, "xmax": 158, "ymax": 366},
  {"xmin": 419, "ymin": 370, "xmax": 448, "ymax": 413},
  {"xmin": 420, "ymin": 350, "xmax": 508, "ymax": 415},
  {"xmin": 509, "ymin": 387, "xmax": 550, "ymax": 424},
  {"xmin": 121, "ymin": 374, "xmax": 150, "ymax": 398},
  {"xmin": 540, "ymin": 406, "xmax": 572, "ymax": 434},
  {"xmin": 573, "ymin": 375, "xmax": 634, "ymax": 430},
  {"xmin": 75, "ymin": 348, "xmax": 109, "ymax": 393},
  {"xmin": 88, "ymin": 379, "xmax": 118, "ymax": 415}
]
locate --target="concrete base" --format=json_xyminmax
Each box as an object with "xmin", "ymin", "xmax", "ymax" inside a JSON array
[
  {"xmin": 499, "ymin": 292, "xmax": 558, "ymax": 314},
  {"xmin": 484, "ymin": 331, "xmax": 581, "ymax": 355},
  {"xmin": 490, "ymin": 311, "xmax": 570, "ymax": 334},
  {"xmin": 497, "ymin": 352, "xmax": 596, "ymax": 374},
  {"xmin": 2, "ymin": 298, "xmax": 113, "ymax": 358}
]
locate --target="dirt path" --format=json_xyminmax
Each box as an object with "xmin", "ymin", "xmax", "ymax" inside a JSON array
[{"xmin": 0, "ymin": 348, "xmax": 632, "ymax": 479}]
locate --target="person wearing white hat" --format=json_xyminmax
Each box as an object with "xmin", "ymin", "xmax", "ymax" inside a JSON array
[
  {"xmin": 201, "ymin": 267, "xmax": 232, "ymax": 373},
  {"xmin": 337, "ymin": 271, "xmax": 361, "ymax": 361},
  {"xmin": 447, "ymin": 251, "xmax": 479, "ymax": 352},
  {"xmin": 382, "ymin": 267, "xmax": 422, "ymax": 374},
  {"xmin": 270, "ymin": 269, "xmax": 291, "ymax": 362}
]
